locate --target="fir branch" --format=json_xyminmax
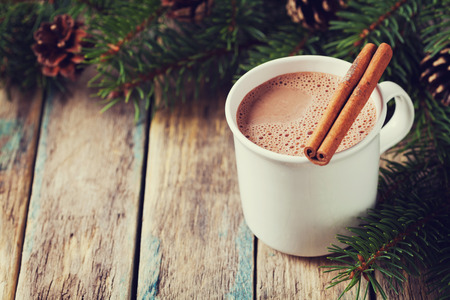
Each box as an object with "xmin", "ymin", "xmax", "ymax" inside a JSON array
[
  {"xmin": 323, "ymin": 0, "xmax": 425, "ymax": 94},
  {"xmin": 98, "ymin": 6, "xmax": 166, "ymax": 61},
  {"xmin": 418, "ymin": 0, "xmax": 450, "ymax": 56},
  {"xmin": 426, "ymin": 243, "xmax": 450, "ymax": 297},
  {"xmin": 86, "ymin": 0, "xmax": 273, "ymax": 115},
  {"xmin": 103, "ymin": 40, "xmax": 260, "ymax": 101},
  {"xmin": 353, "ymin": 0, "xmax": 407, "ymax": 47},
  {"xmin": 82, "ymin": 0, "xmax": 161, "ymax": 61},
  {"xmin": 324, "ymin": 196, "xmax": 450, "ymax": 299},
  {"xmin": 228, "ymin": 0, "xmax": 237, "ymax": 33},
  {"xmin": 327, "ymin": 0, "xmax": 419, "ymax": 57}
]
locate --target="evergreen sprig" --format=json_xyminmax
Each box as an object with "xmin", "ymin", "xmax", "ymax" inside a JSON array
[
  {"xmin": 419, "ymin": 0, "xmax": 450, "ymax": 56},
  {"xmin": 324, "ymin": 191, "xmax": 449, "ymax": 299},
  {"xmin": 327, "ymin": 0, "xmax": 419, "ymax": 54},
  {"xmin": 82, "ymin": 0, "xmax": 277, "ymax": 117},
  {"xmin": 427, "ymin": 242, "xmax": 450, "ymax": 297}
]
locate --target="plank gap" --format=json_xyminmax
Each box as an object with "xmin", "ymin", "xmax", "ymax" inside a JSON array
[
  {"xmin": 11, "ymin": 88, "xmax": 47, "ymax": 300},
  {"xmin": 130, "ymin": 102, "xmax": 153, "ymax": 298},
  {"xmin": 369, "ymin": 282, "xmax": 376, "ymax": 299}
]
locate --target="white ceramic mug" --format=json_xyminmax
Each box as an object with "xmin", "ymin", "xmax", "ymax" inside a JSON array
[{"xmin": 225, "ymin": 55, "xmax": 415, "ymax": 257}]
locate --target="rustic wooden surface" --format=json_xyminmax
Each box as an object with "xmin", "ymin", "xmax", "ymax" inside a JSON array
[
  {"xmin": 0, "ymin": 89, "xmax": 43, "ymax": 300},
  {"xmin": 0, "ymin": 72, "xmax": 437, "ymax": 299},
  {"xmin": 14, "ymin": 70, "xmax": 147, "ymax": 299},
  {"xmin": 256, "ymin": 242, "xmax": 368, "ymax": 299}
]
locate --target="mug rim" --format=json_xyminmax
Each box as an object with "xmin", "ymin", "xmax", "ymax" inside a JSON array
[{"xmin": 225, "ymin": 55, "xmax": 387, "ymax": 165}]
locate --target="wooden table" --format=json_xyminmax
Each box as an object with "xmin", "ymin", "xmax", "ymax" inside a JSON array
[{"xmin": 0, "ymin": 70, "xmax": 434, "ymax": 299}]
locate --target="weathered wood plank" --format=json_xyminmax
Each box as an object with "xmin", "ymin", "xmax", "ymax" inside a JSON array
[
  {"xmin": 256, "ymin": 241, "xmax": 366, "ymax": 299},
  {"xmin": 137, "ymin": 90, "xmax": 254, "ymax": 299},
  {"xmin": 15, "ymin": 69, "xmax": 147, "ymax": 299},
  {"xmin": 0, "ymin": 89, "xmax": 43, "ymax": 300}
]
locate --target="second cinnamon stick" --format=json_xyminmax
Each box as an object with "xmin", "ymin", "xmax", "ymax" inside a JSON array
[
  {"xmin": 316, "ymin": 43, "xmax": 393, "ymax": 165},
  {"xmin": 304, "ymin": 43, "xmax": 377, "ymax": 161}
]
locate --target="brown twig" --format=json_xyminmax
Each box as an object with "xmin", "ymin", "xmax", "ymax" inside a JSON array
[
  {"xmin": 349, "ymin": 204, "xmax": 447, "ymax": 281},
  {"xmin": 288, "ymin": 33, "xmax": 310, "ymax": 56},
  {"xmin": 100, "ymin": 7, "xmax": 166, "ymax": 61},
  {"xmin": 228, "ymin": 0, "xmax": 237, "ymax": 32},
  {"xmin": 354, "ymin": 0, "xmax": 407, "ymax": 47}
]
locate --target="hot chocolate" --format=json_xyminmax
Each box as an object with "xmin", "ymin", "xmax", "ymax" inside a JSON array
[{"xmin": 237, "ymin": 72, "xmax": 377, "ymax": 156}]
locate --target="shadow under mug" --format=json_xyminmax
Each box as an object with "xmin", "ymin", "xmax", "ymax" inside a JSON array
[{"xmin": 225, "ymin": 55, "xmax": 415, "ymax": 257}]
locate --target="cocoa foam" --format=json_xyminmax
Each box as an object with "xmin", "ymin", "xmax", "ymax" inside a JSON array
[{"xmin": 237, "ymin": 72, "xmax": 377, "ymax": 156}]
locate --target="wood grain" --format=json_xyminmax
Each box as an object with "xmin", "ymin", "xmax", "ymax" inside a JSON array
[
  {"xmin": 0, "ymin": 88, "xmax": 43, "ymax": 299},
  {"xmin": 137, "ymin": 90, "xmax": 254, "ymax": 299},
  {"xmin": 15, "ymin": 68, "xmax": 147, "ymax": 299},
  {"xmin": 257, "ymin": 241, "xmax": 367, "ymax": 299}
]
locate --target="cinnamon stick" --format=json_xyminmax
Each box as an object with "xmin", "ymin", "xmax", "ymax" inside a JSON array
[
  {"xmin": 304, "ymin": 43, "xmax": 377, "ymax": 160},
  {"xmin": 305, "ymin": 43, "xmax": 393, "ymax": 165}
]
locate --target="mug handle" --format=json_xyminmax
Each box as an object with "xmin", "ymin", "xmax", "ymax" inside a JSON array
[{"xmin": 378, "ymin": 81, "xmax": 415, "ymax": 153}]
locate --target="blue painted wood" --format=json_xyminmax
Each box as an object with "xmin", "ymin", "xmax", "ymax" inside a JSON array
[
  {"xmin": 226, "ymin": 222, "xmax": 254, "ymax": 299},
  {"xmin": 15, "ymin": 71, "xmax": 148, "ymax": 299},
  {"xmin": 137, "ymin": 234, "xmax": 161, "ymax": 299},
  {"xmin": 20, "ymin": 89, "xmax": 53, "ymax": 263},
  {"xmin": 0, "ymin": 120, "xmax": 23, "ymax": 170},
  {"xmin": 137, "ymin": 94, "xmax": 254, "ymax": 298},
  {"xmin": 0, "ymin": 89, "xmax": 44, "ymax": 299}
]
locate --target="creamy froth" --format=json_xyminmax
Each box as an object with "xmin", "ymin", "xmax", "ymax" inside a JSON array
[{"xmin": 237, "ymin": 72, "xmax": 377, "ymax": 156}]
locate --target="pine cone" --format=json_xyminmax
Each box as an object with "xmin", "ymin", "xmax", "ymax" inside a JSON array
[
  {"xmin": 162, "ymin": 0, "xmax": 214, "ymax": 23},
  {"xmin": 286, "ymin": 0, "xmax": 345, "ymax": 30},
  {"xmin": 32, "ymin": 14, "xmax": 87, "ymax": 81},
  {"xmin": 420, "ymin": 48, "xmax": 450, "ymax": 106}
]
